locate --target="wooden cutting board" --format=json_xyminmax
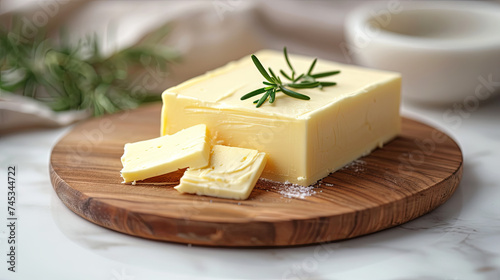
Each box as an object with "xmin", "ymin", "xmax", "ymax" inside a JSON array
[{"xmin": 50, "ymin": 103, "xmax": 463, "ymax": 247}]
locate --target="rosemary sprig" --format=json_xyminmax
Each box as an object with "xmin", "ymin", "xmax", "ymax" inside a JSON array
[
  {"xmin": 241, "ymin": 47, "xmax": 340, "ymax": 107},
  {"xmin": 0, "ymin": 16, "xmax": 179, "ymax": 116}
]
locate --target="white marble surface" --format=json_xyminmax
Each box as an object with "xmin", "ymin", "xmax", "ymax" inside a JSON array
[{"xmin": 1, "ymin": 96, "xmax": 500, "ymax": 280}]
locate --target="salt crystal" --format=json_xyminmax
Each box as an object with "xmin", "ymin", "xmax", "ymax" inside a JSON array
[
  {"xmin": 341, "ymin": 159, "xmax": 366, "ymax": 173},
  {"xmin": 278, "ymin": 181, "xmax": 316, "ymax": 199},
  {"xmin": 258, "ymin": 178, "xmax": 316, "ymax": 199}
]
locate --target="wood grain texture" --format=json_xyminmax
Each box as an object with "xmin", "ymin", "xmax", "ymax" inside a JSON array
[{"xmin": 50, "ymin": 103, "xmax": 463, "ymax": 247}]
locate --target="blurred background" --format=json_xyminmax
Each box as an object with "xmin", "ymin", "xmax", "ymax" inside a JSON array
[{"xmin": 1, "ymin": 0, "xmax": 500, "ymax": 133}]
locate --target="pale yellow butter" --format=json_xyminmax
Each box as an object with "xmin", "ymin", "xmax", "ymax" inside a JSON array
[
  {"xmin": 161, "ymin": 50, "xmax": 401, "ymax": 186},
  {"xmin": 121, "ymin": 124, "xmax": 210, "ymax": 183},
  {"xmin": 175, "ymin": 145, "xmax": 267, "ymax": 200}
]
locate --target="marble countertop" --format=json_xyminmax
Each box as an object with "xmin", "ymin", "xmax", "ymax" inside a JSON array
[{"xmin": 1, "ymin": 97, "xmax": 499, "ymax": 280}]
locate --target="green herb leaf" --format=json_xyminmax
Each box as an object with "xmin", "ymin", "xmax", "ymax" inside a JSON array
[
  {"xmin": 251, "ymin": 54, "xmax": 274, "ymax": 83},
  {"xmin": 280, "ymin": 70, "xmax": 293, "ymax": 81},
  {"xmin": 279, "ymin": 86, "xmax": 310, "ymax": 100},
  {"xmin": 276, "ymin": 75, "xmax": 282, "ymax": 85},
  {"xmin": 256, "ymin": 89, "xmax": 271, "ymax": 107},
  {"xmin": 307, "ymin": 58, "xmax": 317, "ymax": 75},
  {"xmin": 319, "ymin": 82, "xmax": 337, "ymax": 87},
  {"xmin": 287, "ymin": 82, "xmax": 320, "ymax": 89},
  {"xmin": 283, "ymin": 47, "xmax": 294, "ymax": 73},
  {"xmin": 310, "ymin": 70, "xmax": 341, "ymax": 79},
  {"xmin": 268, "ymin": 67, "xmax": 279, "ymax": 83},
  {"xmin": 293, "ymin": 73, "xmax": 304, "ymax": 83},
  {"xmin": 241, "ymin": 87, "xmax": 267, "ymax": 100},
  {"xmin": 269, "ymin": 88, "xmax": 276, "ymax": 103}
]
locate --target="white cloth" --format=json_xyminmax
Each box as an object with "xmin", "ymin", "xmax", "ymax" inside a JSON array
[{"xmin": 1, "ymin": 0, "xmax": 362, "ymax": 133}]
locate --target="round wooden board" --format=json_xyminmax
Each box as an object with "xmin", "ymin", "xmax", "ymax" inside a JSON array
[{"xmin": 50, "ymin": 104, "xmax": 463, "ymax": 247}]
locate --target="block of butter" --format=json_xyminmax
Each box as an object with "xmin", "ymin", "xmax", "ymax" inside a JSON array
[
  {"xmin": 121, "ymin": 124, "xmax": 210, "ymax": 183},
  {"xmin": 161, "ymin": 50, "xmax": 401, "ymax": 186},
  {"xmin": 175, "ymin": 145, "xmax": 267, "ymax": 200}
]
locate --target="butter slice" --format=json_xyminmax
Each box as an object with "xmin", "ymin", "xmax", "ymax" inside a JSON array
[
  {"xmin": 161, "ymin": 50, "xmax": 401, "ymax": 186},
  {"xmin": 121, "ymin": 124, "xmax": 210, "ymax": 183},
  {"xmin": 175, "ymin": 145, "xmax": 267, "ymax": 200}
]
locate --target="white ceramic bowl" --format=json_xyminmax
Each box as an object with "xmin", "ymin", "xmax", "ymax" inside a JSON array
[{"xmin": 345, "ymin": 1, "xmax": 500, "ymax": 104}]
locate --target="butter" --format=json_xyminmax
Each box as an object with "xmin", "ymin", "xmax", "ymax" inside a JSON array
[
  {"xmin": 175, "ymin": 145, "xmax": 267, "ymax": 200},
  {"xmin": 161, "ymin": 50, "xmax": 401, "ymax": 186},
  {"xmin": 121, "ymin": 124, "xmax": 210, "ymax": 183}
]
